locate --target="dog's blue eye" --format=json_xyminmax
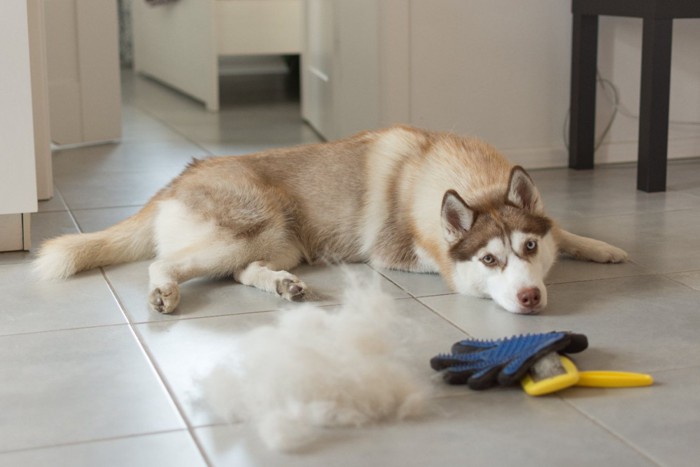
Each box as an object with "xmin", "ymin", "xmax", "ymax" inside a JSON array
[{"xmin": 526, "ymin": 240, "xmax": 537, "ymax": 251}]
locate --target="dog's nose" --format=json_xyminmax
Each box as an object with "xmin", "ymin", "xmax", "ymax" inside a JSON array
[{"xmin": 517, "ymin": 287, "xmax": 541, "ymax": 309}]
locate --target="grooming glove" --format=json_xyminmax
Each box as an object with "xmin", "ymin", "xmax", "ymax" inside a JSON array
[{"xmin": 430, "ymin": 332, "xmax": 588, "ymax": 389}]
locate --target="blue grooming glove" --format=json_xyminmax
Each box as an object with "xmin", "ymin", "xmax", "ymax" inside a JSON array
[{"xmin": 430, "ymin": 332, "xmax": 588, "ymax": 389}]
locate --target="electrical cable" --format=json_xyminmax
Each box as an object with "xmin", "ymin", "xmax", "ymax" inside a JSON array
[{"xmin": 563, "ymin": 69, "xmax": 700, "ymax": 152}]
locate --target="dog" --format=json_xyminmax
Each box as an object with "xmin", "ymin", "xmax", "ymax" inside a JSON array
[{"xmin": 35, "ymin": 126, "xmax": 627, "ymax": 314}]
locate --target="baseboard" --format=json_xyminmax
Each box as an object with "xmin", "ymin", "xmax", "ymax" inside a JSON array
[
  {"xmin": 0, "ymin": 213, "xmax": 30, "ymax": 252},
  {"xmin": 503, "ymin": 136, "xmax": 700, "ymax": 170}
]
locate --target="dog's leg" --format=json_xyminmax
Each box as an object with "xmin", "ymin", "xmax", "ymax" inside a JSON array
[
  {"xmin": 553, "ymin": 225, "xmax": 628, "ymax": 263},
  {"xmin": 234, "ymin": 260, "xmax": 308, "ymax": 302},
  {"xmin": 148, "ymin": 244, "xmax": 240, "ymax": 313}
]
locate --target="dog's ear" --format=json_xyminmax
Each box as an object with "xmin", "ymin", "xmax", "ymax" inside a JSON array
[
  {"xmin": 506, "ymin": 166, "xmax": 544, "ymax": 214},
  {"xmin": 441, "ymin": 190, "xmax": 475, "ymax": 244}
]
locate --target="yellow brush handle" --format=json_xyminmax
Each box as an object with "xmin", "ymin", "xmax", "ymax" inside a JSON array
[{"xmin": 576, "ymin": 371, "xmax": 654, "ymax": 388}]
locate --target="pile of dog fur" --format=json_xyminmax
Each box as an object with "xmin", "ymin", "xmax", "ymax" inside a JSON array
[{"xmin": 199, "ymin": 273, "xmax": 431, "ymax": 451}]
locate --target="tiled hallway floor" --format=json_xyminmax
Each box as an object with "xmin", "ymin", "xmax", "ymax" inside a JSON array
[{"xmin": 2, "ymin": 71, "xmax": 700, "ymax": 466}]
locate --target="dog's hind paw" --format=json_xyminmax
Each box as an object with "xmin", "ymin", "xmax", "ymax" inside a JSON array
[
  {"xmin": 602, "ymin": 245, "xmax": 628, "ymax": 263},
  {"xmin": 558, "ymin": 231, "xmax": 628, "ymax": 264},
  {"xmin": 149, "ymin": 282, "xmax": 180, "ymax": 313},
  {"xmin": 276, "ymin": 277, "xmax": 308, "ymax": 302},
  {"xmin": 587, "ymin": 242, "xmax": 628, "ymax": 263}
]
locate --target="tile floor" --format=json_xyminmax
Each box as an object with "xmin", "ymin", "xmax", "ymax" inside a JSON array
[{"xmin": 1, "ymin": 71, "xmax": 700, "ymax": 466}]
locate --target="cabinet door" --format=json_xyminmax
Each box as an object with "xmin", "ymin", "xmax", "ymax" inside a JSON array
[
  {"xmin": 302, "ymin": 0, "xmax": 336, "ymax": 139},
  {"xmin": 44, "ymin": 0, "xmax": 121, "ymax": 145},
  {"xmin": 0, "ymin": 1, "xmax": 38, "ymax": 251},
  {"xmin": 0, "ymin": 1, "xmax": 38, "ymax": 216},
  {"xmin": 302, "ymin": 0, "xmax": 381, "ymax": 140}
]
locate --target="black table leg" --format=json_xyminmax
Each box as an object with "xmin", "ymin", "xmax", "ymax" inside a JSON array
[
  {"xmin": 569, "ymin": 13, "xmax": 599, "ymax": 170},
  {"xmin": 637, "ymin": 18, "xmax": 673, "ymax": 192}
]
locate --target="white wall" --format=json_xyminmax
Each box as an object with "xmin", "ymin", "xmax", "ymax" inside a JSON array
[
  {"xmin": 303, "ymin": 0, "xmax": 381, "ymax": 139},
  {"xmin": 404, "ymin": 0, "xmax": 700, "ymax": 168},
  {"xmin": 307, "ymin": 0, "xmax": 700, "ymax": 169},
  {"xmin": 595, "ymin": 17, "xmax": 700, "ymax": 165},
  {"xmin": 404, "ymin": 0, "xmax": 572, "ymax": 167},
  {"xmin": 45, "ymin": 0, "xmax": 122, "ymax": 145},
  {"xmin": 0, "ymin": 0, "xmax": 38, "ymax": 215}
]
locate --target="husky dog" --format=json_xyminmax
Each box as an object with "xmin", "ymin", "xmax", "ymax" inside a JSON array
[{"xmin": 36, "ymin": 126, "xmax": 626, "ymax": 314}]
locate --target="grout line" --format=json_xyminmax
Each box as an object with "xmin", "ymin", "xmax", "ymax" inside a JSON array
[
  {"xmin": 68, "ymin": 204, "xmax": 145, "ymax": 213},
  {"xmin": 545, "ymin": 270, "xmax": 654, "ymax": 287},
  {"xmin": 663, "ymin": 272, "xmax": 700, "ymax": 292},
  {"xmin": 127, "ymin": 307, "xmax": 285, "ymax": 326},
  {"xmin": 98, "ymin": 270, "xmax": 214, "ymax": 467},
  {"xmin": 412, "ymin": 295, "xmax": 475, "ymax": 338},
  {"xmin": 553, "ymin": 204, "xmax": 700, "ymax": 223},
  {"xmin": 367, "ymin": 264, "xmax": 420, "ymax": 300},
  {"xmin": 128, "ymin": 103, "xmax": 216, "ymax": 158},
  {"xmin": 0, "ymin": 321, "xmax": 129, "ymax": 340},
  {"xmin": 362, "ymin": 265, "xmax": 472, "ymax": 336},
  {"xmin": 559, "ymin": 397, "xmax": 664, "ymax": 466},
  {"xmin": 0, "ymin": 429, "xmax": 188, "ymax": 457},
  {"xmin": 49, "ymin": 186, "xmax": 82, "ymax": 234}
]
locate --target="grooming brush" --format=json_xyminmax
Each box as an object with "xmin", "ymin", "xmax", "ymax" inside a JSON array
[{"xmin": 521, "ymin": 352, "xmax": 654, "ymax": 396}]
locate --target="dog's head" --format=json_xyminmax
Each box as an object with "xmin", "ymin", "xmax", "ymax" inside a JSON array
[{"xmin": 441, "ymin": 166, "xmax": 556, "ymax": 314}]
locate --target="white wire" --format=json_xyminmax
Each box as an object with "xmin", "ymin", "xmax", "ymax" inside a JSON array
[{"xmin": 563, "ymin": 70, "xmax": 700, "ymax": 152}]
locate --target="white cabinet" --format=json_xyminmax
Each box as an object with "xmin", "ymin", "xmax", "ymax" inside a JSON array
[
  {"xmin": 300, "ymin": 0, "xmax": 574, "ymax": 168},
  {"xmin": 301, "ymin": 0, "xmax": 571, "ymax": 166},
  {"xmin": 133, "ymin": 0, "xmax": 303, "ymax": 112},
  {"xmin": 302, "ymin": 0, "xmax": 382, "ymax": 140},
  {"xmin": 0, "ymin": 1, "xmax": 40, "ymax": 251},
  {"xmin": 44, "ymin": 0, "xmax": 121, "ymax": 145},
  {"xmin": 302, "ymin": 0, "xmax": 336, "ymax": 138},
  {"xmin": 303, "ymin": 0, "xmax": 700, "ymax": 168}
]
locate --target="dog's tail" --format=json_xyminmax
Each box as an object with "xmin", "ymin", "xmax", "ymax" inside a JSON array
[{"xmin": 34, "ymin": 200, "xmax": 160, "ymax": 280}]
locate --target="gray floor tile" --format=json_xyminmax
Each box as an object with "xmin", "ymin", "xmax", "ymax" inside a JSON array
[
  {"xmin": 6, "ymin": 69, "xmax": 700, "ymax": 463},
  {"xmin": 195, "ymin": 121, "xmax": 322, "ymax": 156},
  {"xmin": 37, "ymin": 190, "xmax": 68, "ymax": 213},
  {"xmin": 120, "ymin": 104, "xmax": 194, "ymax": 144},
  {"xmin": 546, "ymin": 256, "xmax": 649, "ymax": 284},
  {"xmin": 532, "ymin": 164, "xmax": 700, "ymax": 219},
  {"xmin": 0, "ymin": 264, "xmax": 125, "ymax": 336},
  {"xmin": 51, "ymin": 140, "xmax": 201, "ymax": 177},
  {"xmin": 0, "ymin": 431, "xmax": 207, "ymax": 467},
  {"xmin": 31, "ymin": 210, "xmax": 79, "ymax": 246},
  {"xmin": 0, "ymin": 210, "xmax": 81, "ymax": 266},
  {"xmin": 557, "ymin": 209, "xmax": 700, "ymax": 274},
  {"xmin": 0, "ymin": 326, "xmax": 184, "ymax": 452},
  {"xmin": 135, "ymin": 298, "xmax": 469, "ymax": 427},
  {"xmin": 667, "ymin": 270, "xmax": 700, "ymax": 291},
  {"xmin": 290, "ymin": 263, "xmax": 410, "ymax": 302},
  {"xmin": 195, "ymin": 392, "xmax": 655, "ymax": 466},
  {"xmin": 123, "ymin": 71, "xmax": 321, "ymax": 156},
  {"xmin": 375, "ymin": 268, "xmax": 453, "ymax": 297},
  {"xmin": 122, "ymin": 72, "xmax": 213, "ymax": 120},
  {"xmin": 105, "ymin": 261, "xmax": 298, "ymax": 322},
  {"xmin": 105, "ymin": 262, "xmax": 408, "ymax": 323},
  {"xmin": 563, "ymin": 366, "xmax": 700, "ymax": 466},
  {"xmin": 72, "ymin": 206, "xmax": 142, "ymax": 233},
  {"xmin": 52, "ymin": 140, "xmax": 204, "ymax": 210},
  {"xmin": 200, "ymin": 135, "xmax": 321, "ymax": 157},
  {"xmin": 420, "ymin": 275, "xmax": 700, "ymax": 373},
  {"xmin": 666, "ymin": 159, "xmax": 700, "ymax": 196},
  {"xmin": 0, "ymin": 250, "xmax": 30, "ymax": 266},
  {"xmin": 135, "ymin": 312, "xmax": 279, "ymax": 427}
]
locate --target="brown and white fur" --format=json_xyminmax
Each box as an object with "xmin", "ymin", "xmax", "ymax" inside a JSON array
[{"xmin": 35, "ymin": 126, "xmax": 627, "ymax": 314}]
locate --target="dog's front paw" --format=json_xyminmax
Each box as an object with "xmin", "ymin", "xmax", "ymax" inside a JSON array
[
  {"xmin": 276, "ymin": 277, "xmax": 308, "ymax": 302},
  {"xmin": 149, "ymin": 282, "xmax": 180, "ymax": 313}
]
